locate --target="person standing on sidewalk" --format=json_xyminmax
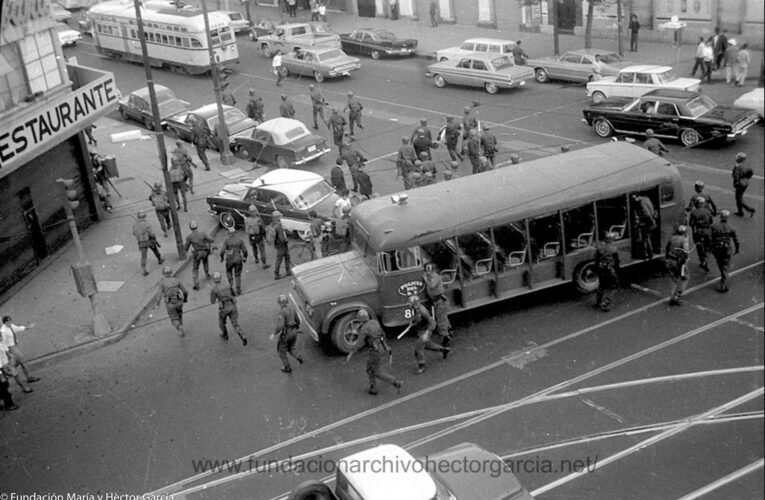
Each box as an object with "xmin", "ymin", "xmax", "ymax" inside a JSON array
[
  {"xmin": 159, "ymin": 266, "xmax": 188, "ymax": 338},
  {"xmin": 273, "ymin": 50, "xmax": 285, "ymax": 87},
  {"xmin": 345, "ymin": 92, "xmax": 364, "ymax": 138},
  {"xmin": 732, "ymin": 152, "xmax": 755, "ymax": 217},
  {"xmin": 149, "ymin": 182, "xmax": 172, "ymax": 238},
  {"xmin": 271, "ymin": 294, "xmax": 303, "ymax": 373},
  {"xmin": 735, "ymin": 43, "xmax": 751, "ymax": 87},
  {"xmin": 691, "ymin": 37, "xmax": 706, "ymax": 77},
  {"xmin": 210, "ymin": 273, "xmax": 248, "ymax": 346},
  {"xmin": 347, "ymin": 310, "xmax": 402, "ymax": 395},
  {"xmin": 219, "ymin": 226, "xmax": 248, "ymax": 295},
  {"xmin": 184, "ymin": 220, "xmax": 214, "ymax": 290},
  {"xmin": 429, "ymin": 0, "xmax": 438, "ymax": 27},
  {"xmin": 191, "ymin": 122, "xmax": 211, "ymax": 171},
  {"xmin": 1, "ymin": 316, "xmax": 40, "ymax": 389},
  {"xmin": 628, "ymin": 14, "xmax": 640, "ymax": 52},
  {"xmin": 133, "ymin": 211, "xmax": 164, "ymax": 276},
  {"xmin": 244, "ymin": 206, "xmax": 270, "ymax": 269}
]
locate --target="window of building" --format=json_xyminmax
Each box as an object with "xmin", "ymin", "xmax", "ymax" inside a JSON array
[{"xmin": 21, "ymin": 31, "xmax": 63, "ymax": 94}]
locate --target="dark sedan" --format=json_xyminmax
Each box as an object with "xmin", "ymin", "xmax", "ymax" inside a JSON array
[
  {"xmin": 229, "ymin": 117, "xmax": 331, "ymax": 168},
  {"xmin": 582, "ymin": 89, "xmax": 761, "ymax": 147},
  {"xmin": 165, "ymin": 104, "xmax": 257, "ymax": 151},
  {"xmin": 117, "ymin": 85, "xmax": 190, "ymax": 130},
  {"xmin": 339, "ymin": 28, "xmax": 417, "ymax": 59}
]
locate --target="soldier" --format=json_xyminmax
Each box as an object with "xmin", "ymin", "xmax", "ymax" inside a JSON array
[
  {"xmin": 271, "ymin": 211, "xmax": 292, "ymax": 280},
  {"xmin": 171, "ymin": 143, "xmax": 195, "ymax": 195},
  {"xmin": 688, "ymin": 197, "xmax": 714, "ymax": 271},
  {"xmin": 172, "ymin": 139, "xmax": 196, "ymax": 170},
  {"xmin": 327, "ymin": 107, "xmax": 347, "ymax": 147},
  {"xmin": 210, "ymin": 272, "xmax": 248, "ymax": 346},
  {"xmin": 132, "ymin": 211, "xmax": 164, "ymax": 276},
  {"xmin": 593, "ymin": 232, "xmax": 620, "ymax": 311},
  {"xmin": 340, "ymin": 141, "xmax": 367, "ymax": 192},
  {"xmin": 462, "ymin": 105, "xmax": 478, "ymax": 139},
  {"xmin": 444, "ymin": 116, "xmax": 463, "ymax": 161},
  {"xmin": 465, "ymin": 129, "xmax": 481, "ymax": 174},
  {"xmin": 411, "ymin": 118, "xmax": 433, "ymax": 143},
  {"xmin": 330, "ymin": 157, "xmax": 347, "ymax": 191},
  {"xmin": 710, "ymin": 210, "xmax": 740, "ymax": 293},
  {"xmin": 309, "ymin": 84, "xmax": 328, "ymax": 130},
  {"xmin": 279, "ymin": 94, "xmax": 295, "ymax": 119},
  {"xmin": 244, "ymin": 205, "xmax": 270, "ymax": 269},
  {"xmin": 631, "ymin": 193, "xmax": 656, "ymax": 260},
  {"xmin": 159, "ymin": 266, "xmax": 188, "ymax": 337},
  {"xmin": 221, "ymin": 81, "xmax": 236, "ymax": 106},
  {"xmin": 149, "ymin": 182, "xmax": 172, "ymax": 237},
  {"xmin": 270, "ymin": 294, "xmax": 303, "ymax": 373},
  {"xmin": 731, "ymin": 152, "xmax": 755, "ymax": 217},
  {"xmin": 184, "ymin": 220, "xmax": 214, "ymax": 290},
  {"xmin": 396, "ymin": 136, "xmax": 417, "ymax": 187},
  {"xmin": 345, "ymin": 91, "xmax": 364, "ymax": 137},
  {"xmin": 422, "ymin": 263, "xmax": 452, "ymax": 346},
  {"xmin": 168, "ymin": 157, "xmax": 188, "ymax": 212},
  {"xmin": 308, "ymin": 210, "xmax": 324, "ymax": 259},
  {"xmin": 413, "ymin": 128, "xmax": 436, "ymax": 159},
  {"xmin": 191, "ymin": 122, "xmax": 211, "ymax": 170},
  {"xmin": 357, "ymin": 166, "xmax": 373, "ymax": 199},
  {"xmin": 643, "ymin": 129, "xmax": 669, "ymax": 156},
  {"xmin": 333, "ymin": 205, "xmax": 353, "ymax": 253},
  {"xmin": 346, "ymin": 310, "xmax": 402, "ymax": 395},
  {"xmin": 219, "ymin": 226, "xmax": 248, "ymax": 295},
  {"xmin": 665, "ymin": 225, "xmax": 691, "ymax": 306},
  {"xmin": 245, "ymin": 89, "xmax": 265, "ymax": 122},
  {"xmin": 480, "ymin": 124, "xmax": 498, "ymax": 168},
  {"xmin": 408, "ymin": 295, "xmax": 449, "ymax": 374},
  {"xmin": 686, "ymin": 180, "xmax": 717, "ymax": 215}
]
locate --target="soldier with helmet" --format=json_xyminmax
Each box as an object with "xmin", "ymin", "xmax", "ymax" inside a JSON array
[
  {"xmin": 347, "ymin": 310, "xmax": 402, "ymax": 395},
  {"xmin": 411, "ymin": 118, "xmax": 433, "ymax": 144},
  {"xmin": 244, "ymin": 205, "xmax": 270, "ymax": 269},
  {"xmin": 132, "ymin": 211, "xmax": 163, "ymax": 276},
  {"xmin": 184, "ymin": 220, "xmax": 214, "ymax": 290},
  {"xmin": 462, "ymin": 105, "xmax": 477, "ymax": 140},
  {"xmin": 271, "ymin": 211, "xmax": 292, "ymax": 280},
  {"xmin": 710, "ymin": 210, "xmax": 740, "ymax": 293},
  {"xmin": 396, "ymin": 136, "xmax": 417, "ymax": 188},
  {"xmin": 422, "ymin": 263, "xmax": 451, "ymax": 346},
  {"xmin": 159, "ymin": 266, "xmax": 188, "ymax": 337},
  {"xmin": 271, "ymin": 294, "xmax": 303, "ymax": 373},
  {"xmin": 219, "ymin": 226, "xmax": 248, "ymax": 295},
  {"xmin": 308, "ymin": 84, "xmax": 328, "ymax": 130},
  {"xmin": 245, "ymin": 89, "xmax": 265, "ymax": 122},
  {"xmin": 279, "ymin": 93, "xmax": 295, "ymax": 119},
  {"xmin": 172, "ymin": 139, "xmax": 196, "ymax": 195},
  {"xmin": 333, "ymin": 205, "xmax": 353, "ymax": 253},
  {"xmin": 345, "ymin": 91, "xmax": 363, "ymax": 137},
  {"xmin": 444, "ymin": 115, "xmax": 463, "ymax": 161},
  {"xmin": 465, "ymin": 129, "xmax": 481, "ymax": 174},
  {"xmin": 210, "ymin": 272, "xmax": 248, "ymax": 346},
  {"xmin": 686, "ymin": 180, "xmax": 717, "ymax": 215},
  {"xmin": 148, "ymin": 182, "xmax": 172, "ymax": 238},
  {"xmin": 327, "ymin": 107, "xmax": 347, "ymax": 147},
  {"xmin": 731, "ymin": 152, "xmax": 755, "ymax": 217},
  {"xmin": 168, "ymin": 156, "xmax": 188, "ymax": 212},
  {"xmin": 665, "ymin": 225, "xmax": 691, "ymax": 306},
  {"xmin": 413, "ymin": 128, "xmax": 436, "ymax": 159},
  {"xmin": 593, "ymin": 232, "xmax": 621, "ymax": 311},
  {"xmin": 340, "ymin": 141, "xmax": 367, "ymax": 192},
  {"xmin": 407, "ymin": 295, "xmax": 450, "ymax": 375},
  {"xmin": 480, "ymin": 124, "xmax": 498, "ymax": 168},
  {"xmin": 631, "ymin": 193, "xmax": 656, "ymax": 260},
  {"xmin": 688, "ymin": 196, "xmax": 714, "ymax": 271}
]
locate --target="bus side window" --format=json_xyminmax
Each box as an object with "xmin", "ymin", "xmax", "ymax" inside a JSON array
[
  {"xmin": 563, "ymin": 203, "xmax": 595, "ymax": 252},
  {"xmin": 529, "ymin": 214, "xmax": 562, "ymax": 261},
  {"xmin": 457, "ymin": 232, "xmax": 494, "ymax": 275},
  {"xmin": 421, "ymin": 241, "xmax": 459, "ymax": 276},
  {"xmin": 596, "ymin": 195, "xmax": 628, "ymax": 241},
  {"xmin": 395, "ymin": 247, "xmax": 421, "ymax": 270},
  {"xmin": 492, "ymin": 221, "xmax": 527, "ymax": 271}
]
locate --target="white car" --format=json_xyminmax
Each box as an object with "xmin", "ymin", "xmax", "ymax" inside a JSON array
[
  {"xmin": 586, "ymin": 65, "xmax": 701, "ymax": 103},
  {"xmin": 55, "ymin": 23, "xmax": 82, "ymax": 47},
  {"xmin": 50, "ymin": 3, "xmax": 72, "ymax": 21},
  {"xmin": 217, "ymin": 11, "xmax": 251, "ymax": 33},
  {"xmin": 733, "ymin": 88, "xmax": 764, "ymax": 119},
  {"xmin": 434, "ymin": 37, "xmax": 516, "ymax": 62}
]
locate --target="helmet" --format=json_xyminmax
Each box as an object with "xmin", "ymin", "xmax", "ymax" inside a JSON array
[
  {"xmin": 212, "ymin": 272, "xmax": 222, "ymax": 282},
  {"xmin": 424, "ymin": 262, "xmax": 435, "ymax": 272},
  {"xmin": 272, "ymin": 210, "xmax": 282, "ymax": 218},
  {"xmin": 412, "ymin": 172, "xmax": 423, "ymax": 181},
  {"xmin": 677, "ymin": 225, "xmax": 688, "ymax": 235},
  {"xmin": 154, "ymin": 182, "xmax": 162, "ymax": 190},
  {"xmin": 450, "ymin": 160, "xmax": 459, "ymax": 169},
  {"xmin": 695, "ymin": 196, "xmax": 706, "ymax": 207},
  {"xmin": 560, "ymin": 145, "xmax": 570, "ymax": 153},
  {"xmin": 137, "ymin": 211, "xmax": 146, "ymax": 219},
  {"xmin": 335, "ymin": 157, "xmax": 344, "ymax": 166},
  {"xmin": 342, "ymin": 205, "xmax": 352, "ymax": 214},
  {"xmin": 175, "ymin": 140, "xmax": 183, "ymax": 147},
  {"xmin": 249, "ymin": 205, "xmax": 257, "ymax": 213},
  {"xmin": 347, "ymin": 91, "xmax": 354, "ymax": 97},
  {"xmin": 281, "ymin": 94, "xmax": 287, "ymax": 101},
  {"xmin": 408, "ymin": 295, "xmax": 420, "ymax": 304},
  {"xmin": 417, "ymin": 128, "xmax": 425, "ymax": 136},
  {"xmin": 309, "ymin": 84, "xmax": 315, "ymax": 90},
  {"xmin": 646, "ymin": 129, "xmax": 655, "ymax": 137},
  {"xmin": 277, "ymin": 294, "xmax": 288, "ymax": 305},
  {"xmin": 162, "ymin": 266, "xmax": 173, "ymax": 276},
  {"xmin": 248, "ymin": 88, "xmax": 256, "ymax": 96},
  {"xmin": 331, "ymin": 107, "xmax": 339, "ymax": 113},
  {"xmin": 720, "ymin": 210, "xmax": 730, "ymax": 219},
  {"xmin": 483, "ymin": 124, "xmax": 491, "ymax": 131},
  {"xmin": 443, "ymin": 170, "xmax": 453, "ymax": 179},
  {"xmin": 419, "ymin": 118, "xmax": 427, "ymax": 124},
  {"xmin": 735, "ymin": 152, "xmax": 746, "ymax": 162},
  {"xmin": 694, "ymin": 180, "xmax": 705, "ymax": 190},
  {"xmin": 464, "ymin": 105, "xmax": 471, "ymax": 113},
  {"xmin": 401, "ymin": 136, "xmax": 409, "ymax": 143},
  {"xmin": 446, "ymin": 116, "xmax": 454, "ymax": 122},
  {"xmin": 469, "ymin": 129, "xmax": 478, "ymax": 137},
  {"xmin": 424, "ymin": 172, "xmax": 434, "ymax": 180},
  {"xmin": 510, "ymin": 154, "xmax": 521, "ymax": 163},
  {"xmin": 356, "ymin": 309, "xmax": 370, "ymax": 321},
  {"xmin": 413, "ymin": 160, "xmax": 422, "ymax": 166},
  {"xmin": 189, "ymin": 220, "xmax": 198, "ymax": 230},
  {"xmin": 227, "ymin": 226, "xmax": 236, "ymax": 233},
  {"xmin": 419, "ymin": 151, "xmax": 429, "ymax": 159}
]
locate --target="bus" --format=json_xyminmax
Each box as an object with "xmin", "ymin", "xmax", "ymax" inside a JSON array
[
  {"xmin": 89, "ymin": 0, "xmax": 239, "ymax": 75},
  {"xmin": 288, "ymin": 142, "xmax": 686, "ymax": 353}
]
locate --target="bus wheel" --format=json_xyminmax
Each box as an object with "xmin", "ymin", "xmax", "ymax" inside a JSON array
[
  {"xmin": 287, "ymin": 480, "xmax": 333, "ymax": 500},
  {"xmin": 574, "ymin": 261, "xmax": 599, "ymax": 294},
  {"xmin": 289, "ymin": 242, "xmax": 314, "ymax": 266},
  {"xmin": 331, "ymin": 312, "xmax": 362, "ymax": 353},
  {"xmin": 680, "ymin": 128, "xmax": 701, "ymax": 147},
  {"xmin": 219, "ymin": 211, "xmax": 236, "ymax": 229},
  {"xmin": 593, "ymin": 118, "xmax": 613, "ymax": 138}
]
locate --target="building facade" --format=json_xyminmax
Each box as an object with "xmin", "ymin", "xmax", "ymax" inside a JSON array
[{"xmin": 0, "ymin": 0, "xmax": 118, "ymax": 296}]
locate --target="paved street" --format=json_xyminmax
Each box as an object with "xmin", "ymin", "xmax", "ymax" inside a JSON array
[{"xmin": 1, "ymin": 8, "xmax": 763, "ymax": 500}]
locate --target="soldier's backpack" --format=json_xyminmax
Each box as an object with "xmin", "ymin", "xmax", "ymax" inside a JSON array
[
  {"xmin": 152, "ymin": 192, "xmax": 169, "ymax": 211},
  {"xmin": 169, "ymin": 165, "xmax": 185, "ymax": 183},
  {"xmin": 265, "ymin": 224, "xmax": 277, "ymax": 246}
]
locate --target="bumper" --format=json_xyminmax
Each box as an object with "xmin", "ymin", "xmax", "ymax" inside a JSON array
[
  {"xmin": 293, "ymin": 147, "xmax": 331, "ymax": 166},
  {"xmin": 289, "ymin": 291, "xmax": 319, "ymax": 342},
  {"xmin": 387, "ymin": 48, "xmax": 414, "ymax": 55}
]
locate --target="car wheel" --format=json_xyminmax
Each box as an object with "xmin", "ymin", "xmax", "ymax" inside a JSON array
[
  {"xmin": 535, "ymin": 68, "xmax": 549, "ymax": 83},
  {"xmin": 433, "ymin": 74, "xmax": 446, "ymax": 88},
  {"xmin": 313, "ymin": 71, "xmax": 325, "ymax": 83},
  {"xmin": 370, "ymin": 50, "xmax": 381, "ymax": 60},
  {"xmin": 219, "ymin": 211, "xmax": 236, "ymax": 229},
  {"xmin": 289, "ymin": 242, "xmax": 315, "ymax": 266},
  {"xmin": 261, "ymin": 44, "xmax": 273, "ymax": 57},
  {"xmin": 276, "ymin": 155, "xmax": 290, "ymax": 169},
  {"xmin": 680, "ymin": 128, "xmax": 701, "ymax": 147},
  {"xmin": 281, "ymin": 67, "xmax": 289, "ymax": 78},
  {"xmin": 593, "ymin": 118, "xmax": 614, "ymax": 138},
  {"xmin": 591, "ymin": 91, "xmax": 607, "ymax": 104},
  {"xmin": 119, "ymin": 108, "xmax": 128, "ymax": 120},
  {"xmin": 439, "ymin": 57, "xmax": 448, "ymax": 62},
  {"xmin": 484, "ymin": 82, "xmax": 499, "ymax": 94},
  {"xmin": 238, "ymin": 145, "xmax": 251, "ymax": 160},
  {"xmin": 143, "ymin": 116, "xmax": 154, "ymax": 131},
  {"xmin": 574, "ymin": 261, "xmax": 599, "ymax": 294},
  {"xmin": 331, "ymin": 312, "xmax": 363, "ymax": 353}
]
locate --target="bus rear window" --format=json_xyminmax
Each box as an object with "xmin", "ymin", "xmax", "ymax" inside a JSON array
[{"xmin": 660, "ymin": 182, "xmax": 675, "ymax": 204}]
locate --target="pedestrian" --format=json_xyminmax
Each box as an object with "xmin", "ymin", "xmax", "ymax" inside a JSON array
[
  {"xmin": 210, "ymin": 272, "xmax": 248, "ymax": 346},
  {"xmin": 245, "ymin": 89, "xmax": 265, "ymax": 122},
  {"xmin": 273, "ymin": 49, "xmax": 285, "ymax": 86},
  {"xmin": 691, "ymin": 37, "xmax": 706, "ymax": 77},
  {"xmin": 168, "ymin": 158, "xmax": 187, "ymax": 212},
  {"xmin": 643, "ymin": 129, "xmax": 669, "ymax": 156},
  {"xmin": 327, "ymin": 107, "xmax": 347, "ymax": 147},
  {"xmin": 346, "ymin": 310, "xmax": 402, "ymax": 395},
  {"xmin": 0, "ymin": 351, "xmax": 19, "ymax": 410},
  {"xmin": 408, "ymin": 295, "xmax": 449, "ymax": 375},
  {"xmin": 333, "ymin": 205, "xmax": 352, "ymax": 252},
  {"xmin": 184, "ymin": 220, "xmax": 214, "ymax": 290},
  {"xmin": 0, "ymin": 316, "xmax": 40, "ymax": 390},
  {"xmin": 412, "ymin": 128, "xmax": 436, "ymax": 159},
  {"xmin": 330, "ymin": 157, "xmax": 347, "ymax": 191},
  {"xmin": 511, "ymin": 40, "xmax": 529, "ymax": 65},
  {"xmin": 244, "ymin": 205, "xmax": 270, "ymax": 269},
  {"xmin": 688, "ymin": 197, "xmax": 714, "ymax": 272},
  {"xmin": 333, "ymin": 189, "xmax": 352, "ymax": 218},
  {"xmin": 318, "ymin": 1, "xmax": 327, "ymax": 21},
  {"xmin": 149, "ymin": 182, "xmax": 172, "ymax": 237},
  {"xmin": 631, "ymin": 193, "xmax": 656, "ymax": 260},
  {"xmin": 591, "ymin": 54, "xmax": 605, "ymax": 80},
  {"xmin": 462, "ymin": 105, "xmax": 477, "ymax": 139},
  {"xmin": 444, "ymin": 116, "xmax": 463, "ymax": 161},
  {"xmin": 665, "ymin": 225, "xmax": 691, "ymax": 306},
  {"xmin": 219, "ymin": 226, "xmax": 247, "ymax": 295},
  {"xmin": 310, "ymin": 0, "xmax": 319, "ymax": 20},
  {"xmin": 480, "ymin": 124, "xmax": 498, "ymax": 168},
  {"xmin": 270, "ymin": 211, "xmax": 292, "ymax": 280},
  {"xmin": 735, "ymin": 43, "xmax": 750, "ymax": 87},
  {"xmin": 628, "ymin": 14, "xmax": 640, "ymax": 52},
  {"xmin": 309, "ymin": 84, "xmax": 328, "ymax": 130},
  {"xmin": 465, "ymin": 129, "xmax": 481, "ymax": 174},
  {"xmin": 271, "ymin": 294, "xmax": 303, "ymax": 372},
  {"xmin": 287, "ymin": 0, "xmax": 297, "ymax": 17},
  {"xmin": 279, "ymin": 93, "xmax": 295, "ymax": 119},
  {"xmin": 701, "ymin": 39, "xmax": 714, "ymax": 84},
  {"xmin": 345, "ymin": 91, "xmax": 364, "ymax": 137},
  {"xmin": 724, "ymin": 39, "xmax": 738, "ymax": 84},
  {"xmin": 308, "ymin": 210, "xmax": 324, "ymax": 259},
  {"xmin": 158, "ymin": 266, "xmax": 188, "ymax": 337},
  {"xmin": 710, "ymin": 210, "xmax": 740, "ymax": 293},
  {"xmin": 191, "ymin": 122, "xmax": 211, "ymax": 170},
  {"xmin": 340, "ymin": 141, "xmax": 367, "ymax": 192},
  {"xmin": 429, "ymin": 0, "xmax": 438, "ymax": 27},
  {"xmin": 422, "ymin": 263, "xmax": 451, "ymax": 345},
  {"xmin": 686, "ymin": 180, "xmax": 717, "ymax": 215},
  {"xmin": 132, "ymin": 211, "xmax": 164, "ymax": 276},
  {"xmin": 84, "ymin": 123, "xmax": 97, "ymax": 146},
  {"xmin": 411, "ymin": 118, "xmax": 433, "ymax": 144},
  {"xmin": 731, "ymin": 152, "xmax": 755, "ymax": 217},
  {"xmin": 357, "ymin": 166, "xmax": 373, "ymax": 199},
  {"xmin": 593, "ymin": 232, "xmax": 620, "ymax": 311},
  {"xmin": 713, "ymin": 27, "xmax": 728, "ymax": 71}
]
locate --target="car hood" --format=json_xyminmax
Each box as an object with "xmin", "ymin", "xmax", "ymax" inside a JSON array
[
  {"xmin": 158, "ymin": 100, "xmax": 189, "ymax": 120},
  {"xmin": 293, "ymin": 251, "xmax": 378, "ymax": 305}
]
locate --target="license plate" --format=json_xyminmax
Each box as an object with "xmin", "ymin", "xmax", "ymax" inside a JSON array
[{"xmin": 308, "ymin": 145, "xmax": 316, "ymax": 152}]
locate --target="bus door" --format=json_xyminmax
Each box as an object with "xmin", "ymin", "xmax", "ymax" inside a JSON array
[
  {"xmin": 528, "ymin": 212, "xmax": 565, "ymax": 287},
  {"xmin": 629, "ymin": 187, "xmax": 661, "ymax": 260},
  {"xmin": 562, "ymin": 203, "xmax": 597, "ymax": 279},
  {"xmin": 490, "ymin": 221, "xmax": 530, "ymax": 298},
  {"xmin": 377, "ymin": 246, "xmax": 426, "ymax": 327},
  {"xmin": 421, "ymin": 240, "xmax": 464, "ymax": 308}
]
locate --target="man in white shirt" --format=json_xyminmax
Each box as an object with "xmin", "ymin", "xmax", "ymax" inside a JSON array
[
  {"xmin": 333, "ymin": 189, "xmax": 352, "ymax": 218},
  {"xmin": 0, "ymin": 345, "xmax": 19, "ymax": 410},
  {"xmin": 272, "ymin": 50, "xmax": 284, "ymax": 87},
  {"xmin": 591, "ymin": 54, "xmax": 604, "ymax": 80},
  {"xmin": 1, "ymin": 315, "xmax": 40, "ymax": 389}
]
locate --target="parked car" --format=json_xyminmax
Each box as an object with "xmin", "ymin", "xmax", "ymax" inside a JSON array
[
  {"xmin": 527, "ymin": 49, "xmax": 634, "ymax": 83},
  {"xmin": 733, "ymin": 88, "xmax": 764, "ymax": 119},
  {"xmin": 230, "ymin": 117, "xmax": 331, "ymax": 168},
  {"xmin": 51, "ymin": 3, "xmax": 72, "ymax": 21},
  {"xmin": 339, "ymin": 28, "xmax": 417, "ymax": 59},
  {"xmin": 582, "ymin": 88, "xmax": 761, "ymax": 147},
  {"xmin": 55, "ymin": 23, "xmax": 82, "ymax": 47},
  {"xmin": 206, "ymin": 169, "xmax": 340, "ymax": 234},
  {"xmin": 426, "ymin": 53, "xmax": 535, "ymax": 94},
  {"xmin": 248, "ymin": 19, "xmax": 277, "ymax": 41},
  {"xmin": 216, "ymin": 10, "xmax": 251, "ymax": 33},
  {"xmin": 280, "ymin": 47, "xmax": 361, "ymax": 83},
  {"xmin": 586, "ymin": 65, "xmax": 701, "ymax": 103},
  {"xmin": 117, "ymin": 85, "xmax": 190, "ymax": 130},
  {"xmin": 434, "ymin": 38, "xmax": 516, "ymax": 62},
  {"xmin": 166, "ymin": 104, "xmax": 257, "ymax": 151},
  {"xmin": 257, "ymin": 22, "xmax": 340, "ymax": 58}
]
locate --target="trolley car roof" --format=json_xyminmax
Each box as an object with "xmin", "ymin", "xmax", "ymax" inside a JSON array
[{"xmin": 352, "ymin": 142, "xmax": 679, "ymax": 252}]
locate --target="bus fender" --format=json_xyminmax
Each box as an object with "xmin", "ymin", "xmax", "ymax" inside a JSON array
[
  {"xmin": 321, "ymin": 302, "xmax": 376, "ymax": 334},
  {"xmin": 286, "ymin": 480, "xmax": 334, "ymax": 500}
]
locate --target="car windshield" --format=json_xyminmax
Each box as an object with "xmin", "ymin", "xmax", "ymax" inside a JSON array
[
  {"xmin": 375, "ymin": 31, "xmax": 395, "ymax": 40},
  {"xmin": 598, "ymin": 53, "xmax": 624, "ymax": 63},
  {"xmin": 318, "ymin": 49, "xmax": 343, "ymax": 61},
  {"xmin": 654, "ymin": 69, "xmax": 680, "ymax": 84},
  {"xmin": 683, "ymin": 94, "xmax": 717, "ymax": 117},
  {"xmin": 293, "ymin": 180, "xmax": 334, "ymax": 209},
  {"xmin": 492, "ymin": 55, "xmax": 514, "ymax": 70}
]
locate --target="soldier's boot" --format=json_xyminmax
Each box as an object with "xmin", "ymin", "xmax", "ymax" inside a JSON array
[
  {"xmin": 178, "ymin": 325, "xmax": 185, "ymax": 338},
  {"xmin": 193, "ymin": 278, "xmax": 200, "ymax": 291},
  {"xmin": 263, "ymin": 261, "xmax": 271, "ymax": 269},
  {"xmin": 221, "ymin": 329, "xmax": 229, "ymax": 340},
  {"xmin": 281, "ymin": 365, "xmax": 292, "ymax": 373},
  {"xmin": 296, "ymin": 356, "xmax": 304, "ymax": 365},
  {"xmin": 142, "ymin": 267, "xmax": 149, "ymax": 277},
  {"xmin": 442, "ymin": 347, "xmax": 451, "ymax": 360},
  {"xmin": 158, "ymin": 255, "xmax": 165, "ymax": 265},
  {"xmin": 367, "ymin": 385, "xmax": 378, "ymax": 395},
  {"xmin": 414, "ymin": 364, "xmax": 426, "ymax": 375},
  {"xmin": 394, "ymin": 380, "xmax": 403, "ymax": 394},
  {"xmin": 236, "ymin": 330, "xmax": 248, "ymax": 347},
  {"xmin": 700, "ymin": 261, "xmax": 709, "ymax": 272}
]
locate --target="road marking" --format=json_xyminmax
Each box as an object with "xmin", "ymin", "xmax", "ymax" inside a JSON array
[
  {"xmin": 676, "ymin": 458, "xmax": 765, "ymax": 500},
  {"xmin": 581, "ymin": 398, "xmax": 626, "ymax": 423}
]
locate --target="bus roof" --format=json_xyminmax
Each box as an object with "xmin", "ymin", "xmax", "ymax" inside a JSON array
[{"xmin": 352, "ymin": 142, "xmax": 678, "ymax": 252}]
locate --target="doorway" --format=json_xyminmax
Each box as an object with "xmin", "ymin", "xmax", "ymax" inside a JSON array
[
  {"xmin": 18, "ymin": 187, "xmax": 48, "ymax": 260},
  {"xmin": 555, "ymin": 0, "xmax": 576, "ymax": 33}
]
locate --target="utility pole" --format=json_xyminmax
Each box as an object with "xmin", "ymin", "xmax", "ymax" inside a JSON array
[
  {"xmin": 552, "ymin": 0, "xmax": 560, "ymax": 55},
  {"xmin": 201, "ymin": 0, "xmax": 235, "ymax": 166},
  {"xmin": 617, "ymin": 0, "xmax": 624, "ymax": 56},
  {"xmin": 133, "ymin": 0, "xmax": 186, "ymax": 260}
]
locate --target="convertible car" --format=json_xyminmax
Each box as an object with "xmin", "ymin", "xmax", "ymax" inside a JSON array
[
  {"xmin": 117, "ymin": 85, "xmax": 190, "ymax": 130},
  {"xmin": 527, "ymin": 49, "xmax": 634, "ymax": 83},
  {"xmin": 229, "ymin": 117, "xmax": 331, "ymax": 168},
  {"xmin": 280, "ymin": 47, "xmax": 361, "ymax": 82},
  {"xmin": 426, "ymin": 53, "xmax": 534, "ymax": 94},
  {"xmin": 166, "ymin": 104, "xmax": 257, "ymax": 151},
  {"xmin": 339, "ymin": 28, "xmax": 417, "ymax": 59},
  {"xmin": 586, "ymin": 65, "xmax": 700, "ymax": 103},
  {"xmin": 206, "ymin": 169, "xmax": 339, "ymax": 234},
  {"xmin": 582, "ymin": 88, "xmax": 761, "ymax": 147}
]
